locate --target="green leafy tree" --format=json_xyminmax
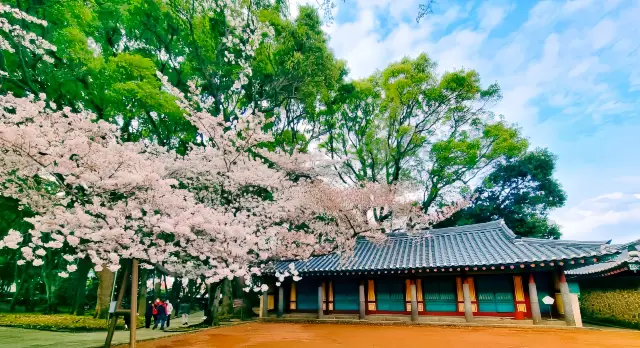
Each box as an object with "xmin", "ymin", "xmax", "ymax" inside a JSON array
[
  {"xmin": 250, "ymin": 5, "xmax": 347, "ymax": 150},
  {"xmin": 437, "ymin": 149, "xmax": 567, "ymax": 238},
  {"xmin": 322, "ymin": 54, "xmax": 528, "ymax": 214}
]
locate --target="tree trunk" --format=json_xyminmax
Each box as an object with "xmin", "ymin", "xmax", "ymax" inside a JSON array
[
  {"xmin": 24, "ymin": 277, "xmax": 36, "ymax": 312},
  {"xmin": 94, "ymin": 268, "xmax": 115, "ymax": 319},
  {"xmin": 170, "ymin": 277, "xmax": 181, "ymax": 306},
  {"xmin": 233, "ymin": 277, "xmax": 257, "ymax": 318},
  {"xmin": 137, "ymin": 269, "xmax": 148, "ymax": 315},
  {"xmin": 154, "ymin": 278, "xmax": 162, "ymax": 299},
  {"xmin": 219, "ymin": 278, "xmax": 233, "ymax": 318},
  {"xmin": 9, "ymin": 270, "xmax": 27, "ymax": 312},
  {"xmin": 41, "ymin": 263, "xmax": 60, "ymax": 314},
  {"xmin": 203, "ymin": 282, "xmax": 221, "ymax": 326},
  {"xmin": 73, "ymin": 258, "xmax": 92, "ymax": 316}
]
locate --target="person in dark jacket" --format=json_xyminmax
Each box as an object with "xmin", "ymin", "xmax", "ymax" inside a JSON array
[
  {"xmin": 152, "ymin": 299, "xmax": 167, "ymax": 330},
  {"xmin": 179, "ymin": 302, "xmax": 190, "ymax": 326},
  {"xmin": 123, "ymin": 313, "xmax": 130, "ymax": 330},
  {"xmin": 145, "ymin": 300, "xmax": 153, "ymax": 328}
]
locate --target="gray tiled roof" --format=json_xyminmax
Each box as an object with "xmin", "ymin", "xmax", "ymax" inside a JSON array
[
  {"xmin": 274, "ymin": 221, "xmax": 618, "ymax": 274},
  {"xmin": 567, "ymin": 239, "xmax": 640, "ymax": 276}
]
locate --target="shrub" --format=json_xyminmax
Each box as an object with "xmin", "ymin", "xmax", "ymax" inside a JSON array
[
  {"xmin": 0, "ymin": 313, "xmax": 145, "ymax": 332},
  {"xmin": 580, "ymin": 289, "xmax": 640, "ymax": 330}
]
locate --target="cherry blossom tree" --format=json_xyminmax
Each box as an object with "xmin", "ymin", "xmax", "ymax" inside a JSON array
[{"xmin": 0, "ymin": 1, "xmax": 469, "ymax": 309}]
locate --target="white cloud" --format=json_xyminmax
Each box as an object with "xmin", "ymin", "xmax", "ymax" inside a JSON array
[
  {"xmin": 478, "ymin": 3, "xmax": 509, "ymax": 31},
  {"xmin": 590, "ymin": 19, "xmax": 617, "ymax": 50},
  {"xmin": 594, "ymin": 192, "xmax": 624, "ymax": 200},
  {"xmin": 552, "ymin": 193, "xmax": 640, "ymax": 243},
  {"xmin": 562, "ymin": 0, "xmax": 595, "ymax": 14}
]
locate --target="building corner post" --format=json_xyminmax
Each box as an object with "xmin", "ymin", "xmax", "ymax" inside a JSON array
[
  {"xmin": 410, "ymin": 282, "xmax": 419, "ymax": 322},
  {"xmin": 359, "ymin": 281, "xmax": 366, "ymax": 320},
  {"xmin": 462, "ymin": 277, "xmax": 474, "ymax": 323},
  {"xmin": 261, "ymin": 290, "xmax": 268, "ymax": 319},
  {"xmin": 277, "ymin": 285, "xmax": 284, "ymax": 318},
  {"xmin": 528, "ymin": 274, "xmax": 542, "ymax": 324},
  {"xmin": 559, "ymin": 271, "xmax": 576, "ymax": 327},
  {"xmin": 317, "ymin": 285, "xmax": 324, "ymax": 319}
]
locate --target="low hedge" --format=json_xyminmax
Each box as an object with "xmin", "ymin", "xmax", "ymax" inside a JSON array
[
  {"xmin": 580, "ymin": 289, "xmax": 640, "ymax": 330},
  {"xmin": 0, "ymin": 313, "xmax": 145, "ymax": 332}
]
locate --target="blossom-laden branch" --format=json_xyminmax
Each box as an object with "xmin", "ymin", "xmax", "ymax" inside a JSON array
[
  {"xmin": 0, "ymin": 1, "xmax": 468, "ymax": 291},
  {"xmin": 0, "ymin": 4, "xmax": 56, "ymax": 78}
]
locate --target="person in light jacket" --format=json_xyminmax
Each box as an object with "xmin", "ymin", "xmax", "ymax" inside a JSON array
[{"xmin": 165, "ymin": 300, "xmax": 174, "ymax": 328}]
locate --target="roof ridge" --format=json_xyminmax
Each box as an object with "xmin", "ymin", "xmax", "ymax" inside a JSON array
[
  {"xmin": 520, "ymin": 237, "xmax": 610, "ymax": 246},
  {"xmin": 422, "ymin": 220, "xmax": 504, "ymax": 234}
]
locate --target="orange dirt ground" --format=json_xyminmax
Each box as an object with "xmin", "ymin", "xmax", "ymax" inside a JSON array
[{"xmin": 132, "ymin": 323, "xmax": 640, "ymax": 348}]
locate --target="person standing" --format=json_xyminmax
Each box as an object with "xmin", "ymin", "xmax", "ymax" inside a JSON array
[
  {"xmin": 123, "ymin": 313, "xmax": 130, "ymax": 331},
  {"xmin": 165, "ymin": 300, "xmax": 174, "ymax": 328},
  {"xmin": 152, "ymin": 299, "xmax": 167, "ymax": 331},
  {"xmin": 179, "ymin": 302, "xmax": 190, "ymax": 326},
  {"xmin": 145, "ymin": 300, "xmax": 153, "ymax": 328}
]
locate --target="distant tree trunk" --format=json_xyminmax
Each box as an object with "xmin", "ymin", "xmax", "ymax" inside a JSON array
[
  {"xmin": 41, "ymin": 272, "xmax": 58, "ymax": 313},
  {"xmin": 170, "ymin": 277, "xmax": 181, "ymax": 305},
  {"xmin": 73, "ymin": 258, "xmax": 92, "ymax": 316},
  {"xmin": 203, "ymin": 282, "xmax": 221, "ymax": 326},
  {"xmin": 233, "ymin": 277, "xmax": 257, "ymax": 318},
  {"xmin": 137, "ymin": 269, "xmax": 148, "ymax": 315},
  {"xmin": 184, "ymin": 278, "xmax": 203, "ymax": 310},
  {"xmin": 219, "ymin": 278, "xmax": 233, "ymax": 318},
  {"xmin": 41, "ymin": 257, "xmax": 61, "ymax": 314},
  {"xmin": 94, "ymin": 268, "xmax": 115, "ymax": 319},
  {"xmin": 9, "ymin": 265, "xmax": 28, "ymax": 312},
  {"xmin": 154, "ymin": 279, "xmax": 161, "ymax": 299},
  {"xmin": 24, "ymin": 277, "xmax": 36, "ymax": 312}
]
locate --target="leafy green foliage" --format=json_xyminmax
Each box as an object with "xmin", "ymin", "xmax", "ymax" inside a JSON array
[
  {"xmin": 581, "ymin": 289, "xmax": 640, "ymax": 330},
  {"xmin": 437, "ymin": 149, "xmax": 566, "ymax": 238},
  {"xmin": 0, "ymin": 313, "xmax": 144, "ymax": 331},
  {"xmin": 250, "ymin": 5, "xmax": 347, "ymax": 151},
  {"xmin": 323, "ymin": 53, "xmax": 528, "ymax": 213}
]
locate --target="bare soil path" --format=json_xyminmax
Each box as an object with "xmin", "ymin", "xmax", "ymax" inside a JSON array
[{"xmin": 133, "ymin": 322, "xmax": 640, "ymax": 348}]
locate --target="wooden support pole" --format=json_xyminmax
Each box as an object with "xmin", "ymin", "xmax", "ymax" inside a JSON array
[
  {"xmin": 261, "ymin": 290, "xmax": 268, "ymax": 318},
  {"xmin": 104, "ymin": 264, "xmax": 130, "ymax": 348},
  {"xmin": 558, "ymin": 271, "xmax": 576, "ymax": 327},
  {"xmin": 130, "ymin": 259, "xmax": 138, "ymax": 348},
  {"xmin": 462, "ymin": 277, "xmax": 474, "ymax": 323},
  {"xmin": 277, "ymin": 286, "xmax": 284, "ymax": 318},
  {"xmin": 358, "ymin": 281, "xmax": 366, "ymax": 320},
  {"xmin": 528, "ymin": 274, "xmax": 542, "ymax": 324},
  {"xmin": 317, "ymin": 285, "xmax": 324, "ymax": 319},
  {"xmin": 410, "ymin": 282, "xmax": 418, "ymax": 322}
]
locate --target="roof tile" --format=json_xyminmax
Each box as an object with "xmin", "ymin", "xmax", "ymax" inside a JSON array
[{"xmin": 274, "ymin": 221, "xmax": 618, "ymax": 274}]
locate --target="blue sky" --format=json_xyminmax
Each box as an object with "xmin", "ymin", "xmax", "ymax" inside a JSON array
[{"xmin": 292, "ymin": 0, "xmax": 640, "ymax": 243}]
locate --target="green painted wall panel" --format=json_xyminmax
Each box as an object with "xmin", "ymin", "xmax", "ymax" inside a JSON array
[
  {"xmin": 296, "ymin": 279, "xmax": 319, "ymax": 310},
  {"xmin": 376, "ymin": 279, "xmax": 405, "ymax": 311},
  {"xmin": 334, "ymin": 279, "xmax": 359, "ymax": 311},
  {"xmin": 475, "ymin": 275, "xmax": 515, "ymax": 313},
  {"xmin": 423, "ymin": 277, "xmax": 457, "ymax": 312}
]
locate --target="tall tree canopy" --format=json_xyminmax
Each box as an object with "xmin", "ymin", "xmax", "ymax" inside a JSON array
[
  {"xmin": 322, "ymin": 54, "xmax": 528, "ymax": 216},
  {"xmin": 0, "ymin": 1, "xmax": 469, "ymax": 317},
  {"xmin": 437, "ymin": 149, "xmax": 567, "ymax": 238}
]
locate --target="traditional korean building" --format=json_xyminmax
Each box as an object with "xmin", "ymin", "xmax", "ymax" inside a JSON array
[
  {"xmin": 567, "ymin": 239, "xmax": 639, "ymax": 279},
  {"xmin": 566, "ymin": 240, "xmax": 639, "ymax": 328},
  {"xmin": 262, "ymin": 221, "xmax": 620, "ymax": 326}
]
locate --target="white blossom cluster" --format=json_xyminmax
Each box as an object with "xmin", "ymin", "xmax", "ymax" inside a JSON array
[{"xmin": 0, "ymin": 3, "xmax": 468, "ymax": 288}]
